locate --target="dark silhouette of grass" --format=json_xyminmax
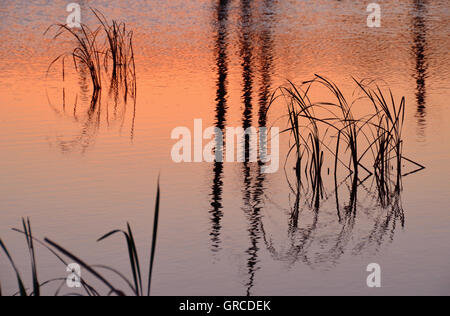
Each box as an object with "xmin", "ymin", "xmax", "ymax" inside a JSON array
[
  {"xmin": 0, "ymin": 180, "xmax": 161, "ymax": 296},
  {"xmin": 44, "ymin": 9, "xmax": 138, "ymax": 154},
  {"xmin": 45, "ymin": 23, "xmax": 103, "ymax": 93},
  {"xmin": 272, "ymin": 75, "xmax": 424, "ymax": 204},
  {"xmin": 45, "ymin": 9, "xmax": 137, "ymax": 104},
  {"xmin": 95, "ymin": 179, "xmax": 160, "ymax": 296},
  {"xmin": 91, "ymin": 9, "xmax": 137, "ymax": 100},
  {"xmin": 0, "ymin": 229, "xmax": 28, "ymax": 296}
]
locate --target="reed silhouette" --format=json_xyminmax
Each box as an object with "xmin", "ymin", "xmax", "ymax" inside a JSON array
[
  {"xmin": 259, "ymin": 75, "xmax": 424, "ymax": 269},
  {"xmin": 0, "ymin": 181, "xmax": 161, "ymax": 296},
  {"xmin": 276, "ymin": 76, "xmax": 424, "ymax": 191},
  {"xmin": 45, "ymin": 9, "xmax": 137, "ymax": 153}
]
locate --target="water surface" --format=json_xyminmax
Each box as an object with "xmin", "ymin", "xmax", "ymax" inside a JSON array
[{"xmin": 0, "ymin": 0, "xmax": 449, "ymax": 295}]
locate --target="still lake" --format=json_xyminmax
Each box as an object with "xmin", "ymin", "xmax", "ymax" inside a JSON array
[{"xmin": 0, "ymin": 0, "xmax": 449, "ymax": 295}]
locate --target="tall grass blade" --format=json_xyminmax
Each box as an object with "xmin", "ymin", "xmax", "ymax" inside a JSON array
[
  {"xmin": 0, "ymin": 239, "xmax": 27, "ymax": 296},
  {"xmin": 127, "ymin": 223, "xmax": 143, "ymax": 296},
  {"xmin": 97, "ymin": 229, "xmax": 140, "ymax": 296},
  {"xmin": 44, "ymin": 238, "xmax": 125, "ymax": 296},
  {"xmin": 12, "ymin": 227, "xmax": 98, "ymax": 296},
  {"xmin": 22, "ymin": 218, "xmax": 40, "ymax": 296},
  {"xmin": 148, "ymin": 178, "xmax": 161, "ymax": 296}
]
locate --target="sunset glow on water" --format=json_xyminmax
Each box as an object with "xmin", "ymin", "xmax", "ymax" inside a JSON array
[{"xmin": 0, "ymin": 0, "xmax": 449, "ymax": 296}]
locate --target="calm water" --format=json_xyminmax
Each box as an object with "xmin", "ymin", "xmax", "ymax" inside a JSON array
[{"xmin": 0, "ymin": 0, "xmax": 449, "ymax": 295}]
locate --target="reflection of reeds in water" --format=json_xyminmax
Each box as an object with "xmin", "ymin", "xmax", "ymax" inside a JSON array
[
  {"xmin": 261, "ymin": 75, "xmax": 425, "ymax": 269},
  {"xmin": 263, "ymin": 173, "xmax": 406, "ymax": 269},
  {"xmin": 0, "ymin": 181, "xmax": 160, "ymax": 296},
  {"xmin": 45, "ymin": 9, "xmax": 137, "ymax": 152}
]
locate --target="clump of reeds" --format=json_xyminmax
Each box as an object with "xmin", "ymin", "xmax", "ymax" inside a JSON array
[
  {"xmin": 46, "ymin": 23, "xmax": 103, "ymax": 94},
  {"xmin": 274, "ymin": 75, "xmax": 424, "ymax": 208},
  {"xmin": 312, "ymin": 76, "xmax": 371, "ymax": 176},
  {"xmin": 281, "ymin": 82, "xmax": 328, "ymax": 208},
  {"xmin": 45, "ymin": 9, "xmax": 138, "ymax": 153},
  {"xmin": 0, "ymin": 181, "xmax": 160, "ymax": 296},
  {"xmin": 45, "ymin": 8, "xmax": 137, "ymax": 104},
  {"xmin": 92, "ymin": 9, "xmax": 137, "ymax": 99},
  {"xmin": 355, "ymin": 81, "xmax": 406, "ymax": 189}
]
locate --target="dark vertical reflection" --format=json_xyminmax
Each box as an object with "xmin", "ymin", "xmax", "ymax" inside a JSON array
[
  {"xmin": 257, "ymin": 0, "xmax": 275, "ymax": 129},
  {"xmin": 239, "ymin": 0, "xmax": 276, "ymax": 296},
  {"xmin": 241, "ymin": 0, "xmax": 254, "ymax": 133},
  {"xmin": 249, "ymin": 0, "xmax": 276, "ymax": 296},
  {"xmin": 239, "ymin": 0, "xmax": 258, "ymax": 296},
  {"xmin": 412, "ymin": 0, "xmax": 429, "ymax": 138},
  {"xmin": 208, "ymin": 0, "xmax": 276, "ymax": 295},
  {"xmin": 209, "ymin": 0, "xmax": 230, "ymax": 253}
]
